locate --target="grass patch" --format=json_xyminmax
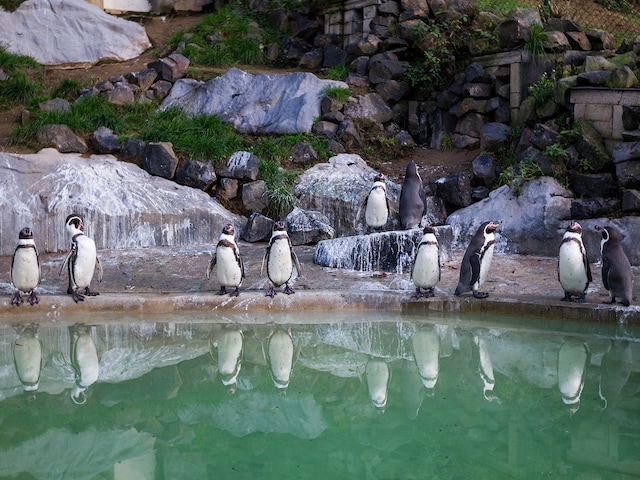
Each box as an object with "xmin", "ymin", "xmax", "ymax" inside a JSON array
[
  {"xmin": 0, "ymin": 70, "xmax": 42, "ymax": 104},
  {"xmin": 259, "ymin": 159, "xmax": 298, "ymax": 219},
  {"xmin": 324, "ymin": 86, "xmax": 351, "ymax": 103}
]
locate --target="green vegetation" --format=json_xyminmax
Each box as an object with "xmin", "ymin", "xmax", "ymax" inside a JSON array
[
  {"xmin": 0, "ymin": 0, "xmax": 27, "ymax": 12},
  {"xmin": 527, "ymin": 71, "xmax": 555, "ymax": 108},
  {"xmin": 523, "ymin": 23, "xmax": 548, "ymax": 59},
  {"xmin": 259, "ymin": 159, "xmax": 298, "ymax": 219},
  {"xmin": 324, "ymin": 65, "xmax": 348, "ymax": 81},
  {"xmin": 323, "ymin": 86, "xmax": 351, "ymax": 103}
]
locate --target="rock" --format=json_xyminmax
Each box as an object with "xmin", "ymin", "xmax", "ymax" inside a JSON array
[
  {"xmin": 285, "ymin": 207, "xmax": 335, "ymax": 245},
  {"xmin": 126, "ymin": 69, "xmax": 159, "ymax": 92},
  {"xmin": 497, "ymin": 8, "xmax": 542, "ymax": 49},
  {"xmin": 585, "ymin": 28, "xmax": 615, "ymax": 50},
  {"xmin": 543, "ymin": 31, "xmax": 570, "ymax": 52},
  {"xmin": 343, "ymin": 93, "xmax": 393, "ymax": 124},
  {"xmin": 368, "ymin": 57, "xmax": 408, "ymax": 84},
  {"xmin": 395, "ymin": 130, "xmax": 416, "ymax": 148},
  {"xmin": 433, "ymin": 172, "xmax": 473, "ymax": 208},
  {"xmin": 242, "ymin": 180, "xmax": 269, "ymax": 213},
  {"xmin": 569, "ymin": 172, "xmax": 615, "ymax": 199},
  {"xmin": 480, "ymin": 122, "xmax": 510, "ymax": 152},
  {"xmin": 148, "ymin": 53, "xmax": 190, "ymax": 82},
  {"xmin": 291, "ymin": 141, "xmax": 318, "ymax": 164},
  {"xmin": 143, "ymin": 142, "xmax": 179, "ymax": 179},
  {"xmin": 615, "ymin": 160, "xmax": 640, "ymax": 189},
  {"xmin": 295, "ymin": 153, "xmax": 401, "ymax": 237},
  {"xmin": 529, "ymin": 123, "xmax": 558, "ymax": 150},
  {"xmin": 423, "ymin": 196, "xmax": 448, "ymax": 226},
  {"xmin": 471, "ymin": 155, "xmax": 496, "ymax": 187},
  {"xmin": 446, "ymin": 177, "xmax": 573, "ymax": 257},
  {"xmin": 218, "ymin": 178, "xmax": 238, "ymax": 200},
  {"xmin": 313, "ymin": 226, "xmax": 452, "ymax": 273},
  {"xmin": 107, "ymin": 82, "xmax": 137, "ymax": 105},
  {"xmin": 90, "ymin": 126, "xmax": 120, "ymax": 154},
  {"xmin": 160, "ymin": 68, "xmax": 347, "ymax": 134},
  {"xmin": 565, "ymin": 31, "xmax": 591, "ymax": 50},
  {"xmin": 241, "ymin": 213, "xmax": 274, "ymax": 242},
  {"xmin": 575, "ymin": 121, "xmax": 610, "ymax": 171},
  {"xmin": 323, "ymin": 44, "xmax": 347, "ymax": 68},
  {"xmin": 299, "ymin": 49, "xmax": 324, "ymax": 71},
  {"xmin": 621, "ymin": 189, "xmax": 640, "ymax": 212},
  {"xmin": 0, "ymin": 150, "xmax": 244, "ymax": 256},
  {"xmin": 375, "ymin": 79, "xmax": 410, "ymax": 105},
  {"xmin": 150, "ymin": 80, "xmax": 173, "ymax": 100},
  {"xmin": 570, "ymin": 197, "xmax": 620, "ymax": 219},
  {"xmin": 120, "ymin": 138, "xmax": 146, "ymax": 164},
  {"xmin": 0, "ymin": 0, "xmax": 151, "ymax": 65},
  {"xmin": 218, "ymin": 151, "xmax": 260, "ymax": 181},
  {"xmin": 36, "ymin": 124, "xmax": 88, "ymax": 154},
  {"xmin": 312, "ymin": 121, "xmax": 339, "ymax": 138},
  {"xmin": 175, "ymin": 159, "xmax": 217, "ymax": 191},
  {"xmin": 612, "ymin": 141, "xmax": 640, "ymax": 163},
  {"xmin": 39, "ymin": 98, "xmax": 71, "ymax": 114}
]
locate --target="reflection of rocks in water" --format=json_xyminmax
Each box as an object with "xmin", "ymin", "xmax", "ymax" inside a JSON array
[{"xmin": 314, "ymin": 227, "xmax": 452, "ymax": 273}]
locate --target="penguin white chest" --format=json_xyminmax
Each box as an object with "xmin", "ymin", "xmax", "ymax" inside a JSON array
[
  {"xmin": 412, "ymin": 328, "xmax": 440, "ymax": 388},
  {"xmin": 365, "ymin": 188, "xmax": 388, "ymax": 228},
  {"xmin": 559, "ymin": 239, "xmax": 588, "ymax": 293},
  {"xmin": 73, "ymin": 236, "xmax": 97, "ymax": 288},
  {"xmin": 412, "ymin": 242, "xmax": 439, "ymax": 289},
  {"xmin": 73, "ymin": 333, "xmax": 99, "ymax": 387},
  {"xmin": 12, "ymin": 248, "xmax": 39, "ymax": 292},
  {"xmin": 476, "ymin": 240, "xmax": 495, "ymax": 288},
  {"xmin": 216, "ymin": 246, "xmax": 242, "ymax": 287},
  {"xmin": 268, "ymin": 330, "xmax": 294, "ymax": 388},
  {"xmin": 268, "ymin": 240, "xmax": 293, "ymax": 286},
  {"xmin": 365, "ymin": 359, "xmax": 389, "ymax": 408}
]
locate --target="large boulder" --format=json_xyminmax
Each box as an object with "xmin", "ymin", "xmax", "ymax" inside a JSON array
[
  {"xmin": 160, "ymin": 68, "xmax": 347, "ymax": 134},
  {"xmin": 294, "ymin": 154, "xmax": 401, "ymax": 237},
  {"xmin": 0, "ymin": 149, "xmax": 244, "ymax": 256},
  {"xmin": 0, "ymin": 0, "xmax": 151, "ymax": 65}
]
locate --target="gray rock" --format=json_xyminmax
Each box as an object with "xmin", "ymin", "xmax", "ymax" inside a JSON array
[
  {"xmin": 368, "ymin": 58, "xmax": 408, "ymax": 84},
  {"xmin": 175, "ymin": 159, "xmax": 217, "ymax": 191},
  {"xmin": 126, "ymin": 69, "xmax": 159, "ymax": 91},
  {"xmin": 575, "ymin": 121, "xmax": 610, "ymax": 171},
  {"xmin": 150, "ymin": 80, "xmax": 173, "ymax": 100},
  {"xmin": 0, "ymin": 150, "xmax": 244, "ymax": 256},
  {"xmin": 0, "ymin": 0, "xmax": 150, "ymax": 65},
  {"xmin": 218, "ymin": 178, "xmax": 238, "ymax": 200},
  {"xmin": 621, "ymin": 189, "xmax": 640, "ymax": 212},
  {"xmin": 323, "ymin": 44, "xmax": 347, "ymax": 68},
  {"xmin": 543, "ymin": 31, "xmax": 570, "ymax": 52},
  {"xmin": 395, "ymin": 130, "xmax": 415, "ymax": 148},
  {"xmin": 375, "ymin": 79, "xmax": 410, "ymax": 105},
  {"xmin": 312, "ymin": 121, "xmax": 339, "ymax": 138},
  {"xmin": 286, "ymin": 207, "xmax": 335, "ymax": 245},
  {"xmin": 529, "ymin": 123, "xmax": 559, "ymax": 150},
  {"xmin": 242, "ymin": 180, "xmax": 269, "ymax": 213},
  {"xmin": 241, "ymin": 213, "xmax": 274, "ymax": 242},
  {"xmin": 299, "ymin": 49, "xmax": 324, "ymax": 71},
  {"xmin": 120, "ymin": 138, "xmax": 146, "ymax": 163},
  {"xmin": 36, "ymin": 124, "xmax": 88, "ymax": 154},
  {"xmin": 291, "ymin": 141, "xmax": 318, "ymax": 164},
  {"xmin": 480, "ymin": 122, "xmax": 510, "ymax": 152},
  {"xmin": 39, "ymin": 98, "xmax": 71, "ymax": 114},
  {"xmin": 143, "ymin": 142, "xmax": 179, "ymax": 179},
  {"xmin": 107, "ymin": 82, "xmax": 137, "ymax": 105},
  {"xmin": 612, "ymin": 141, "xmax": 640, "ymax": 163},
  {"xmin": 471, "ymin": 155, "xmax": 496, "ymax": 187},
  {"xmin": 585, "ymin": 28, "xmax": 615, "ymax": 50},
  {"xmin": 160, "ymin": 68, "xmax": 346, "ymax": 135},
  {"xmin": 343, "ymin": 93, "xmax": 393, "ymax": 124},
  {"xmin": 566, "ymin": 31, "xmax": 592, "ymax": 50},
  {"xmin": 148, "ymin": 53, "xmax": 190, "ymax": 82},
  {"xmin": 218, "ymin": 151, "xmax": 260, "ymax": 181},
  {"xmin": 423, "ymin": 196, "xmax": 447, "ymax": 226},
  {"xmin": 615, "ymin": 160, "xmax": 640, "ymax": 189},
  {"xmin": 464, "ymin": 82, "xmax": 493, "ymax": 99},
  {"xmin": 570, "ymin": 197, "xmax": 620, "ymax": 220},
  {"xmin": 455, "ymin": 112, "xmax": 487, "ymax": 138},
  {"xmin": 90, "ymin": 126, "xmax": 120, "ymax": 154},
  {"xmin": 446, "ymin": 177, "xmax": 573, "ymax": 256},
  {"xmin": 433, "ymin": 172, "xmax": 473, "ymax": 208},
  {"xmin": 451, "ymin": 133, "xmax": 480, "ymax": 149},
  {"xmin": 569, "ymin": 172, "xmax": 615, "ymax": 199},
  {"xmin": 577, "ymin": 70, "xmax": 612, "ymax": 87}
]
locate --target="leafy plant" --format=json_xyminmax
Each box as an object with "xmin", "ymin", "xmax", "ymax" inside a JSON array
[
  {"xmin": 0, "ymin": 44, "xmax": 39, "ymax": 71},
  {"xmin": 0, "ymin": 70, "xmax": 42, "ymax": 104},
  {"xmin": 259, "ymin": 159, "xmax": 297, "ymax": 219},
  {"xmin": 524, "ymin": 23, "xmax": 547, "ymax": 59},
  {"xmin": 324, "ymin": 65, "xmax": 348, "ymax": 81},
  {"xmin": 528, "ymin": 71, "xmax": 554, "ymax": 108},
  {"xmin": 324, "ymin": 86, "xmax": 350, "ymax": 103}
]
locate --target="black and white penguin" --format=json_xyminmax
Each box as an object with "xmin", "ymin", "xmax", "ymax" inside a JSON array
[
  {"xmin": 399, "ymin": 160, "xmax": 426, "ymax": 230},
  {"xmin": 411, "ymin": 225, "xmax": 440, "ymax": 298},
  {"xmin": 206, "ymin": 224, "xmax": 245, "ymax": 297},
  {"xmin": 212, "ymin": 327, "xmax": 244, "ymax": 392},
  {"xmin": 595, "ymin": 225, "xmax": 634, "ymax": 306},
  {"xmin": 59, "ymin": 214, "xmax": 103, "ymax": 303},
  {"xmin": 12, "ymin": 324, "xmax": 42, "ymax": 400},
  {"xmin": 558, "ymin": 221, "xmax": 592, "ymax": 302},
  {"xmin": 365, "ymin": 357, "xmax": 390, "ymax": 409},
  {"xmin": 358, "ymin": 172, "xmax": 389, "ymax": 231},
  {"xmin": 10, "ymin": 227, "xmax": 40, "ymax": 306},
  {"xmin": 557, "ymin": 338, "xmax": 588, "ymax": 413},
  {"xmin": 454, "ymin": 220, "xmax": 501, "ymax": 299},
  {"xmin": 261, "ymin": 221, "xmax": 301, "ymax": 297}
]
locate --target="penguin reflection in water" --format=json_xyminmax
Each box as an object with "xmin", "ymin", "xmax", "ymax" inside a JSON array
[
  {"xmin": 10, "ymin": 227, "xmax": 41, "ymax": 306},
  {"xmin": 558, "ymin": 221, "xmax": 592, "ymax": 303},
  {"xmin": 595, "ymin": 225, "xmax": 634, "ymax": 306},
  {"xmin": 206, "ymin": 224, "xmax": 245, "ymax": 297},
  {"xmin": 357, "ymin": 172, "xmax": 389, "ymax": 232},
  {"xmin": 60, "ymin": 214, "xmax": 103, "ymax": 303},
  {"xmin": 454, "ymin": 220, "xmax": 501, "ymax": 299},
  {"xmin": 262, "ymin": 221, "xmax": 301, "ymax": 297},
  {"xmin": 69, "ymin": 323, "xmax": 100, "ymax": 405},
  {"xmin": 411, "ymin": 225, "xmax": 440, "ymax": 298}
]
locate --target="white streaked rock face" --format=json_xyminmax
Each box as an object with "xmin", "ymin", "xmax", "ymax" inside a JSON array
[{"xmin": 0, "ymin": 149, "xmax": 244, "ymax": 255}]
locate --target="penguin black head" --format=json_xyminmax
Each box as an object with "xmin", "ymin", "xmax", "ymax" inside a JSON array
[
  {"xmin": 18, "ymin": 227, "xmax": 33, "ymax": 240},
  {"xmin": 374, "ymin": 173, "xmax": 385, "ymax": 183},
  {"xmin": 273, "ymin": 221, "xmax": 286, "ymax": 232},
  {"xmin": 595, "ymin": 225, "xmax": 618, "ymax": 244},
  {"xmin": 405, "ymin": 161, "xmax": 417, "ymax": 176},
  {"xmin": 65, "ymin": 214, "xmax": 84, "ymax": 231},
  {"xmin": 483, "ymin": 220, "xmax": 501, "ymax": 235},
  {"xmin": 423, "ymin": 225, "xmax": 436, "ymax": 235},
  {"xmin": 567, "ymin": 221, "xmax": 582, "ymax": 234},
  {"xmin": 222, "ymin": 224, "xmax": 235, "ymax": 236}
]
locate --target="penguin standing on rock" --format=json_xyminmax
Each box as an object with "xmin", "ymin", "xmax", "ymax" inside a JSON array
[
  {"xmin": 357, "ymin": 173, "xmax": 389, "ymax": 232},
  {"xmin": 411, "ymin": 225, "xmax": 440, "ymax": 298},
  {"xmin": 206, "ymin": 224, "xmax": 245, "ymax": 297},
  {"xmin": 558, "ymin": 221, "xmax": 592, "ymax": 302},
  {"xmin": 595, "ymin": 225, "xmax": 633, "ymax": 306},
  {"xmin": 399, "ymin": 160, "xmax": 426, "ymax": 230},
  {"xmin": 262, "ymin": 221, "xmax": 301, "ymax": 297},
  {"xmin": 454, "ymin": 220, "xmax": 501, "ymax": 299},
  {"xmin": 10, "ymin": 227, "xmax": 41, "ymax": 306},
  {"xmin": 60, "ymin": 214, "xmax": 103, "ymax": 303}
]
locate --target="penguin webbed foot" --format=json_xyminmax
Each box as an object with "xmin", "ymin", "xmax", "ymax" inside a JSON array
[
  {"xmin": 216, "ymin": 286, "xmax": 227, "ymax": 296},
  {"xmin": 561, "ymin": 292, "xmax": 573, "ymax": 302},
  {"xmin": 411, "ymin": 288, "xmax": 434, "ymax": 299},
  {"xmin": 72, "ymin": 291, "xmax": 85, "ymax": 303},
  {"xmin": 84, "ymin": 287, "xmax": 99, "ymax": 297},
  {"xmin": 576, "ymin": 293, "xmax": 587, "ymax": 303},
  {"xmin": 11, "ymin": 291, "xmax": 23, "ymax": 306},
  {"xmin": 265, "ymin": 284, "xmax": 277, "ymax": 298},
  {"xmin": 473, "ymin": 291, "xmax": 489, "ymax": 299},
  {"xmin": 283, "ymin": 283, "xmax": 295, "ymax": 295},
  {"xmin": 230, "ymin": 287, "xmax": 240, "ymax": 297},
  {"xmin": 27, "ymin": 291, "xmax": 39, "ymax": 306}
]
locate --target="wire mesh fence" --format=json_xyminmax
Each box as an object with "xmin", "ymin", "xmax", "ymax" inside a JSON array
[{"xmin": 480, "ymin": 0, "xmax": 640, "ymax": 41}]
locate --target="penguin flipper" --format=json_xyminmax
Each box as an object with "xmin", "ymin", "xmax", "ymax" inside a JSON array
[
  {"xmin": 260, "ymin": 246, "xmax": 270, "ymax": 276},
  {"xmin": 59, "ymin": 249, "xmax": 75, "ymax": 277},
  {"xmin": 355, "ymin": 197, "xmax": 367, "ymax": 223},
  {"xmin": 291, "ymin": 246, "xmax": 302, "ymax": 275},
  {"xmin": 206, "ymin": 252, "xmax": 217, "ymax": 280},
  {"xmin": 602, "ymin": 256, "xmax": 611, "ymax": 290},
  {"xmin": 95, "ymin": 257, "xmax": 103, "ymax": 283},
  {"xmin": 469, "ymin": 252, "xmax": 481, "ymax": 286},
  {"xmin": 9, "ymin": 249, "xmax": 16, "ymax": 285},
  {"xmin": 584, "ymin": 253, "xmax": 593, "ymax": 283}
]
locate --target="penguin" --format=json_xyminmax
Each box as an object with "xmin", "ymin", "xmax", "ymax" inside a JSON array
[
  {"xmin": 69, "ymin": 323, "xmax": 100, "ymax": 405},
  {"xmin": 365, "ymin": 358, "xmax": 390, "ymax": 409},
  {"xmin": 411, "ymin": 326, "xmax": 440, "ymax": 392},
  {"xmin": 558, "ymin": 221, "xmax": 592, "ymax": 302},
  {"xmin": 474, "ymin": 334, "xmax": 500, "ymax": 402},
  {"xmin": 399, "ymin": 160, "xmax": 426, "ymax": 230},
  {"xmin": 357, "ymin": 172, "xmax": 389, "ymax": 231},
  {"xmin": 10, "ymin": 227, "xmax": 41, "ymax": 306},
  {"xmin": 598, "ymin": 340, "xmax": 632, "ymax": 409},
  {"xmin": 12, "ymin": 324, "xmax": 42, "ymax": 400},
  {"xmin": 595, "ymin": 225, "xmax": 633, "ymax": 306},
  {"xmin": 60, "ymin": 214, "xmax": 103, "ymax": 303},
  {"xmin": 206, "ymin": 224, "xmax": 245, "ymax": 297},
  {"xmin": 212, "ymin": 327, "xmax": 243, "ymax": 392},
  {"xmin": 261, "ymin": 221, "xmax": 301, "ymax": 297},
  {"xmin": 266, "ymin": 327, "xmax": 294, "ymax": 390},
  {"xmin": 454, "ymin": 220, "xmax": 501, "ymax": 299},
  {"xmin": 557, "ymin": 338, "xmax": 588, "ymax": 413},
  {"xmin": 411, "ymin": 225, "xmax": 440, "ymax": 298}
]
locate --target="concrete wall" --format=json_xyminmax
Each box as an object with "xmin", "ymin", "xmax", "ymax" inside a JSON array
[{"xmin": 570, "ymin": 88, "xmax": 640, "ymax": 141}]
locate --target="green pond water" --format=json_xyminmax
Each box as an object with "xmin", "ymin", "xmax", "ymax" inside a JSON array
[{"xmin": 1, "ymin": 311, "xmax": 639, "ymax": 480}]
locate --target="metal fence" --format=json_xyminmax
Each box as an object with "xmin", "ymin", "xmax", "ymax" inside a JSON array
[{"xmin": 482, "ymin": 0, "xmax": 640, "ymax": 40}]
